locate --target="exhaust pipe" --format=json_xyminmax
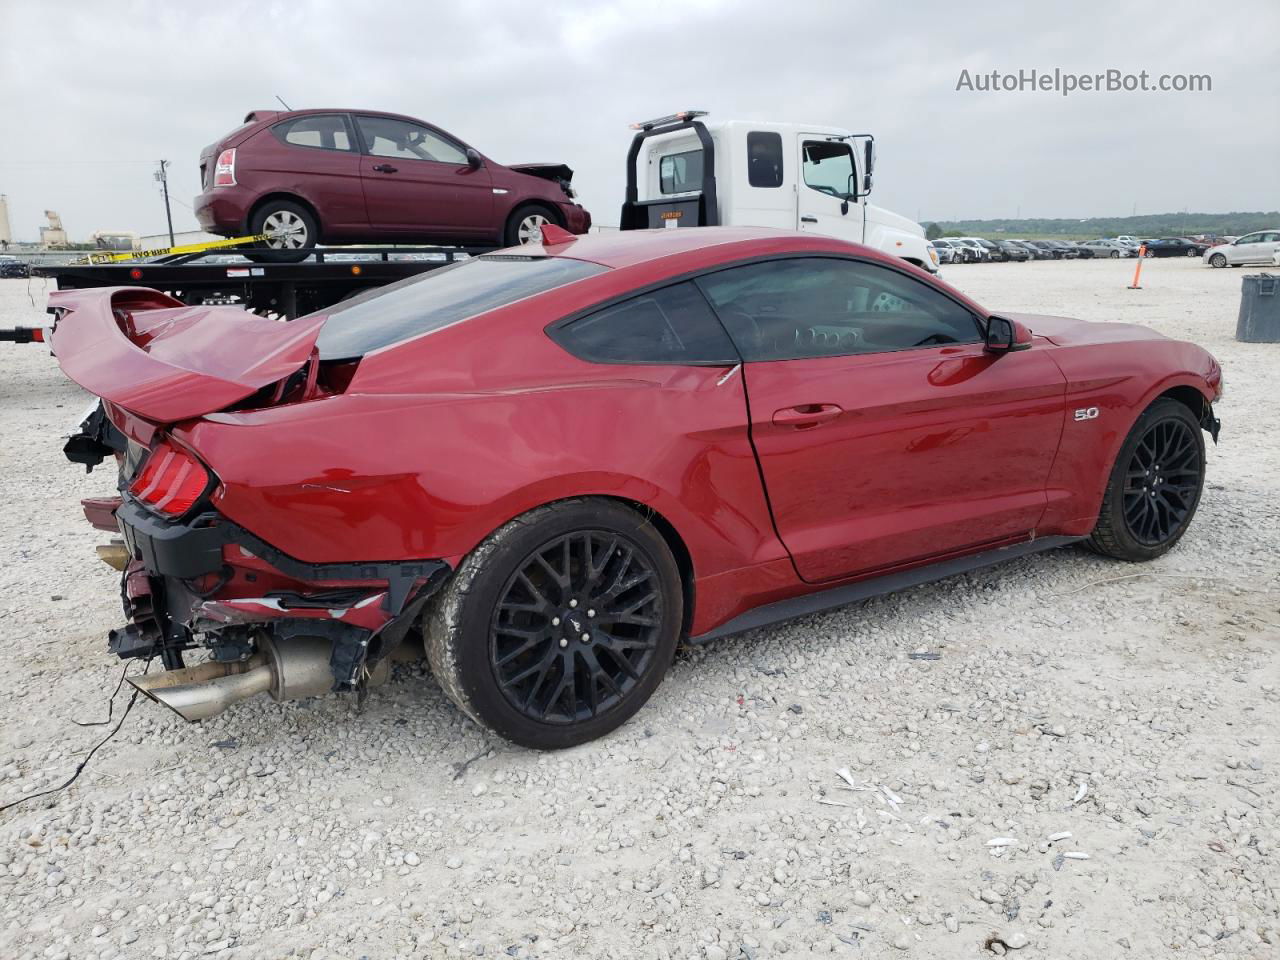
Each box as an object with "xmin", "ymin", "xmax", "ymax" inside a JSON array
[{"xmin": 130, "ymin": 634, "xmax": 381, "ymax": 722}]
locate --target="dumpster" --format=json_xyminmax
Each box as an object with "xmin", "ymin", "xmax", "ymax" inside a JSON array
[{"xmin": 1236, "ymin": 273, "xmax": 1280, "ymax": 342}]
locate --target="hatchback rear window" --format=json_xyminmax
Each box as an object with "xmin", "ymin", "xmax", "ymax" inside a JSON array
[{"xmin": 315, "ymin": 255, "xmax": 607, "ymax": 359}]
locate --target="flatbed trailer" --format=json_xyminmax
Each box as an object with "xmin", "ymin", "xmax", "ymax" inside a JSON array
[{"xmin": 30, "ymin": 246, "xmax": 483, "ymax": 320}]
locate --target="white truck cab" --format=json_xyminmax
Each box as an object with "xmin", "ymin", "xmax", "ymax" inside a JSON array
[{"xmin": 619, "ymin": 112, "xmax": 938, "ymax": 273}]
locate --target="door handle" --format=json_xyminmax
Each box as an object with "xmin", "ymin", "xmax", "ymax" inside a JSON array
[
  {"xmin": 372, "ymin": 163, "xmax": 398, "ymax": 173},
  {"xmin": 772, "ymin": 403, "xmax": 843, "ymax": 428},
  {"xmin": 800, "ymin": 215, "xmax": 818, "ymax": 223}
]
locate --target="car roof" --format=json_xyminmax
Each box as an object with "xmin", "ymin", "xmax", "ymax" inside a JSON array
[{"xmin": 524, "ymin": 226, "xmax": 906, "ymax": 271}]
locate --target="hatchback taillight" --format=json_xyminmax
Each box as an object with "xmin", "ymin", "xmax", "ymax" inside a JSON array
[
  {"xmin": 129, "ymin": 442, "xmax": 212, "ymax": 517},
  {"xmin": 213, "ymin": 148, "xmax": 236, "ymax": 187}
]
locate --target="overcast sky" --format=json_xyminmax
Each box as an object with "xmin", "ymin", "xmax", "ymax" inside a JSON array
[{"xmin": 2, "ymin": 0, "xmax": 1277, "ymax": 241}]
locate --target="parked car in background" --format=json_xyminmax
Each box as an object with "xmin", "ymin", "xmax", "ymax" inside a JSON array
[
  {"xmin": 50, "ymin": 226, "xmax": 1223, "ymax": 747},
  {"xmin": 0, "ymin": 255, "xmax": 30, "ymax": 278},
  {"xmin": 1203, "ymin": 230, "xmax": 1280, "ymax": 268},
  {"xmin": 937, "ymin": 239, "xmax": 976, "ymax": 262},
  {"xmin": 1078, "ymin": 239, "xmax": 1133, "ymax": 258},
  {"xmin": 973, "ymin": 238, "xmax": 1006, "ymax": 262},
  {"xmin": 994, "ymin": 240, "xmax": 1030, "ymax": 261},
  {"xmin": 1022, "ymin": 241, "xmax": 1063, "ymax": 260},
  {"xmin": 1145, "ymin": 237, "xmax": 1211, "ymax": 258},
  {"xmin": 930, "ymin": 240, "xmax": 959, "ymax": 264},
  {"xmin": 1006, "ymin": 240, "xmax": 1050, "ymax": 260},
  {"xmin": 195, "ymin": 109, "xmax": 592, "ymax": 261},
  {"xmin": 1068, "ymin": 242, "xmax": 1095, "ymax": 259},
  {"xmin": 953, "ymin": 238, "xmax": 990, "ymax": 261},
  {"xmin": 1045, "ymin": 240, "xmax": 1081, "ymax": 259}
]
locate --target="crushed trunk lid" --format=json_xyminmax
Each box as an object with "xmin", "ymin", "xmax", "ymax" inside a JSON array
[{"xmin": 49, "ymin": 287, "xmax": 323, "ymax": 424}]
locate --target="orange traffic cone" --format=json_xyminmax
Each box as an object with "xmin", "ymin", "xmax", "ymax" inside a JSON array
[{"xmin": 1128, "ymin": 246, "xmax": 1147, "ymax": 289}]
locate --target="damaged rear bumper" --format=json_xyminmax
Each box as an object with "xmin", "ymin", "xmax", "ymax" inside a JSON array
[{"xmin": 106, "ymin": 496, "xmax": 450, "ymax": 698}]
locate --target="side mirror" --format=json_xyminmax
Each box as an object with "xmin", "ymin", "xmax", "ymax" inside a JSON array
[
  {"xmin": 984, "ymin": 315, "xmax": 1033, "ymax": 354},
  {"xmin": 465, "ymin": 148, "xmax": 483, "ymax": 171}
]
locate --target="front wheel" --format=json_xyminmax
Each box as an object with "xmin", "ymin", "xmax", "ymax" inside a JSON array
[
  {"xmin": 424, "ymin": 499, "xmax": 683, "ymax": 749},
  {"xmin": 1110, "ymin": 250, "xmax": 1120, "ymax": 258},
  {"xmin": 1209, "ymin": 253, "xmax": 1227, "ymax": 268},
  {"xmin": 1087, "ymin": 398, "xmax": 1206, "ymax": 561}
]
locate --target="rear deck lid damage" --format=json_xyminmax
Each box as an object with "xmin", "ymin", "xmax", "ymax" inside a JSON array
[{"xmin": 49, "ymin": 287, "xmax": 322, "ymax": 424}]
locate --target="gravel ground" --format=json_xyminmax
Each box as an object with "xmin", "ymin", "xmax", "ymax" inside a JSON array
[{"xmin": 0, "ymin": 258, "xmax": 1276, "ymax": 960}]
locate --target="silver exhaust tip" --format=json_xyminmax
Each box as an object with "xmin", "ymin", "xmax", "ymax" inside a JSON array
[{"xmin": 130, "ymin": 635, "xmax": 338, "ymax": 722}]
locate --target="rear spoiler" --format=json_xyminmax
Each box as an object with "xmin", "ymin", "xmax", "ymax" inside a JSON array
[
  {"xmin": 619, "ymin": 111, "xmax": 719, "ymax": 231},
  {"xmin": 48, "ymin": 287, "xmax": 323, "ymax": 425}
]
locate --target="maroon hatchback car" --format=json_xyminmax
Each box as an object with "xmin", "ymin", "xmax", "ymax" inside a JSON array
[{"xmin": 195, "ymin": 109, "xmax": 592, "ymax": 260}]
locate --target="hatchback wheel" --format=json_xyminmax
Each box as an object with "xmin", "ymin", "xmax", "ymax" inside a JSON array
[
  {"xmin": 1209, "ymin": 253, "xmax": 1227, "ymax": 268},
  {"xmin": 1087, "ymin": 398, "xmax": 1205, "ymax": 562},
  {"xmin": 246, "ymin": 200, "xmax": 317, "ymax": 263},
  {"xmin": 505, "ymin": 206, "xmax": 558, "ymax": 247},
  {"xmin": 424, "ymin": 499, "xmax": 683, "ymax": 749}
]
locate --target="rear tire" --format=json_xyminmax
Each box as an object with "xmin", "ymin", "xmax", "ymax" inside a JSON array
[
  {"xmin": 1086, "ymin": 398, "xmax": 1205, "ymax": 562},
  {"xmin": 504, "ymin": 204, "xmax": 559, "ymax": 247},
  {"xmin": 423, "ymin": 499, "xmax": 683, "ymax": 749},
  {"xmin": 246, "ymin": 200, "xmax": 317, "ymax": 263}
]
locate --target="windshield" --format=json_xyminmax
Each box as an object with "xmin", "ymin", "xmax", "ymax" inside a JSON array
[{"xmin": 315, "ymin": 255, "xmax": 607, "ymax": 359}]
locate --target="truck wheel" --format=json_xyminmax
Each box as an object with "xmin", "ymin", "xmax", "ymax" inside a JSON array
[
  {"xmin": 1086, "ymin": 398, "xmax": 1205, "ymax": 562},
  {"xmin": 246, "ymin": 200, "xmax": 317, "ymax": 263},
  {"xmin": 423, "ymin": 499, "xmax": 683, "ymax": 749},
  {"xmin": 504, "ymin": 205, "xmax": 559, "ymax": 247}
]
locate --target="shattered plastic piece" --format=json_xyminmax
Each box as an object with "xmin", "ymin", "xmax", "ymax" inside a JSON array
[
  {"xmin": 1052, "ymin": 852, "xmax": 1065, "ymax": 871},
  {"xmin": 1047, "ymin": 831, "xmax": 1072, "ymax": 843},
  {"xmin": 817, "ymin": 798, "xmax": 851, "ymax": 807},
  {"xmin": 1071, "ymin": 781, "xmax": 1089, "ymax": 804},
  {"xmin": 882, "ymin": 785, "xmax": 904, "ymax": 805},
  {"xmin": 987, "ymin": 837, "xmax": 1019, "ymax": 847},
  {"xmin": 836, "ymin": 767, "xmax": 863, "ymax": 790},
  {"xmin": 907, "ymin": 651, "xmax": 941, "ymax": 660},
  {"xmin": 1062, "ymin": 851, "xmax": 1090, "ymax": 860}
]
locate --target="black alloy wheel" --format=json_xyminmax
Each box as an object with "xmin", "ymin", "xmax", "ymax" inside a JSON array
[
  {"xmin": 1120, "ymin": 418, "xmax": 1203, "ymax": 546},
  {"xmin": 1087, "ymin": 398, "xmax": 1206, "ymax": 561},
  {"xmin": 491, "ymin": 530, "xmax": 662, "ymax": 724},
  {"xmin": 423, "ymin": 498, "xmax": 682, "ymax": 749}
]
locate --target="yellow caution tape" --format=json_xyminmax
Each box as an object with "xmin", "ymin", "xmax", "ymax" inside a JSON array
[{"xmin": 71, "ymin": 234, "xmax": 269, "ymax": 266}]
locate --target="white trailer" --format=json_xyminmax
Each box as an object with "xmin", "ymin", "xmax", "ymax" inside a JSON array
[{"xmin": 620, "ymin": 111, "xmax": 937, "ymax": 273}]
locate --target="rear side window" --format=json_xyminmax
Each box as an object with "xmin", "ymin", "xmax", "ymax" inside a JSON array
[
  {"xmin": 747, "ymin": 131, "xmax": 783, "ymax": 187},
  {"xmin": 273, "ymin": 115, "xmax": 353, "ymax": 152},
  {"xmin": 659, "ymin": 150, "xmax": 703, "ymax": 194},
  {"xmin": 316, "ymin": 256, "xmax": 607, "ymax": 359},
  {"xmin": 550, "ymin": 282, "xmax": 738, "ymax": 365}
]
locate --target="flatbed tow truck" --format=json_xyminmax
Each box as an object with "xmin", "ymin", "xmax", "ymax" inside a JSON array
[{"xmin": 23, "ymin": 244, "xmax": 479, "ymax": 322}]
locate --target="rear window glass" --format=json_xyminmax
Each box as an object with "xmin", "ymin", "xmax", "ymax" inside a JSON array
[
  {"xmin": 274, "ymin": 114, "xmax": 353, "ymax": 152},
  {"xmin": 659, "ymin": 150, "xmax": 703, "ymax": 194},
  {"xmin": 315, "ymin": 256, "xmax": 607, "ymax": 359}
]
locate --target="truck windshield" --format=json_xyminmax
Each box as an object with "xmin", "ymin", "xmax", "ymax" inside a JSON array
[
  {"xmin": 315, "ymin": 255, "xmax": 607, "ymax": 359},
  {"xmin": 802, "ymin": 141, "xmax": 856, "ymax": 199}
]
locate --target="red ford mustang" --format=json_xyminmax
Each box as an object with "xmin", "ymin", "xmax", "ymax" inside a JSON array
[{"xmin": 49, "ymin": 227, "xmax": 1222, "ymax": 748}]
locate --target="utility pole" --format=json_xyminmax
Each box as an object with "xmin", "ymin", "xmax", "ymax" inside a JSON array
[{"xmin": 155, "ymin": 160, "xmax": 175, "ymax": 247}]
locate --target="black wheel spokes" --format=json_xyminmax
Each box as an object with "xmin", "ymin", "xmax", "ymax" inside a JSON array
[
  {"xmin": 491, "ymin": 530, "xmax": 662, "ymax": 725},
  {"xmin": 1121, "ymin": 417, "xmax": 1201, "ymax": 546}
]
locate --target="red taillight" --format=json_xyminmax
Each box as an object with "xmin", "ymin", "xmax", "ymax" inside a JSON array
[
  {"xmin": 129, "ymin": 442, "xmax": 212, "ymax": 516},
  {"xmin": 213, "ymin": 148, "xmax": 236, "ymax": 187}
]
